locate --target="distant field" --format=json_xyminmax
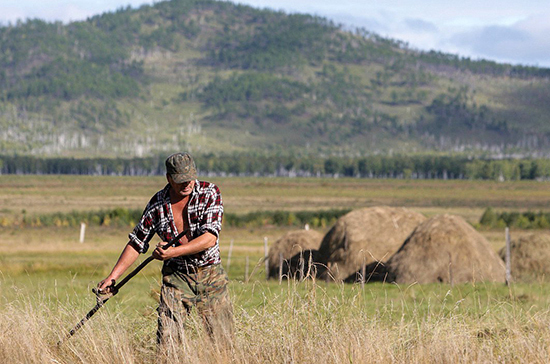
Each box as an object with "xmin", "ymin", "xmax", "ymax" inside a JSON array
[
  {"xmin": 2, "ymin": 174, "xmax": 547, "ymax": 252},
  {"xmin": 1, "ymin": 174, "xmax": 547, "ymax": 285},
  {"xmin": 2, "ymin": 175, "xmax": 550, "ymax": 219}
]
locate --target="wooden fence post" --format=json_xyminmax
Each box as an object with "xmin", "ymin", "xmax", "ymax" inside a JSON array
[
  {"xmin": 307, "ymin": 252, "xmax": 314, "ymax": 279},
  {"xmin": 264, "ymin": 237, "xmax": 269, "ymax": 280},
  {"xmin": 298, "ymin": 251, "xmax": 304, "ymax": 281},
  {"xmin": 79, "ymin": 223, "xmax": 86, "ymax": 243},
  {"xmin": 360, "ymin": 252, "xmax": 366, "ymax": 287},
  {"xmin": 505, "ymin": 227, "xmax": 511, "ymax": 285},
  {"xmin": 279, "ymin": 253, "xmax": 283, "ymax": 284},
  {"xmin": 448, "ymin": 252, "xmax": 453, "ymax": 287}
]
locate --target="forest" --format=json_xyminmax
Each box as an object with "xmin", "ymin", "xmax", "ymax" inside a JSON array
[
  {"xmin": 1, "ymin": 0, "xmax": 550, "ymax": 163},
  {"xmin": 1, "ymin": 153, "xmax": 549, "ymax": 180}
]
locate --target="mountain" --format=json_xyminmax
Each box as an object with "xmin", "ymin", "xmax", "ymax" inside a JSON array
[{"xmin": 1, "ymin": 0, "xmax": 550, "ymax": 158}]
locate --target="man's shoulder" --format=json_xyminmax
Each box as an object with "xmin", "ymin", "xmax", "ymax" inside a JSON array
[
  {"xmin": 196, "ymin": 180, "xmax": 220, "ymax": 193},
  {"xmin": 147, "ymin": 184, "xmax": 170, "ymax": 206}
]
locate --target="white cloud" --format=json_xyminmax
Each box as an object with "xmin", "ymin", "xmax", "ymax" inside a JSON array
[
  {"xmin": 1, "ymin": 0, "xmax": 549, "ymax": 67},
  {"xmin": 324, "ymin": 4, "xmax": 550, "ymax": 67},
  {"xmin": 327, "ymin": 13, "xmax": 388, "ymax": 33},
  {"xmin": 515, "ymin": 13, "xmax": 550, "ymax": 33},
  {"xmin": 0, "ymin": 1, "xmax": 154, "ymax": 24},
  {"xmin": 449, "ymin": 17, "xmax": 550, "ymax": 67},
  {"xmin": 403, "ymin": 19, "xmax": 438, "ymax": 33}
]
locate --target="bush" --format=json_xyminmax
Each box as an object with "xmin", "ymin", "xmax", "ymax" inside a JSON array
[
  {"xmin": 19, "ymin": 208, "xmax": 143, "ymax": 228},
  {"xmin": 479, "ymin": 208, "xmax": 497, "ymax": 228},
  {"xmin": 223, "ymin": 209, "xmax": 350, "ymax": 228},
  {"xmin": 479, "ymin": 209, "xmax": 550, "ymax": 230}
]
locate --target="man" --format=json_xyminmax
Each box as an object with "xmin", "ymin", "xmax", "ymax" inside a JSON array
[{"xmin": 98, "ymin": 152, "xmax": 232, "ymax": 346}]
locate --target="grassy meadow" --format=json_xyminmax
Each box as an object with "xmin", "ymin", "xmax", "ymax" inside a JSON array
[{"xmin": 2, "ymin": 175, "xmax": 550, "ymax": 363}]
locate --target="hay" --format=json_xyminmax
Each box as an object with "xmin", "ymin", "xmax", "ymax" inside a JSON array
[
  {"xmin": 267, "ymin": 229, "xmax": 324, "ymax": 279},
  {"xmin": 499, "ymin": 232, "xmax": 550, "ymax": 282},
  {"xmin": 383, "ymin": 214, "xmax": 505, "ymax": 284},
  {"xmin": 317, "ymin": 206, "xmax": 426, "ymax": 282}
]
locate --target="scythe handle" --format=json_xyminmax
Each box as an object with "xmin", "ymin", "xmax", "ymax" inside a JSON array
[
  {"xmin": 58, "ymin": 230, "xmax": 188, "ymax": 345},
  {"xmin": 113, "ymin": 229, "xmax": 188, "ymax": 291}
]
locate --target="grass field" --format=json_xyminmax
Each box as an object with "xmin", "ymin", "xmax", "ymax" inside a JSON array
[
  {"xmin": 2, "ymin": 176, "xmax": 550, "ymax": 363},
  {"xmin": 2, "ymin": 175, "xmax": 550, "ymax": 216}
]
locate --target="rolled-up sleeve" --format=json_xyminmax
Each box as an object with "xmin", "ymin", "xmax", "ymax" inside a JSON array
[
  {"xmin": 128, "ymin": 208, "xmax": 156, "ymax": 253},
  {"xmin": 199, "ymin": 185, "xmax": 223, "ymax": 238}
]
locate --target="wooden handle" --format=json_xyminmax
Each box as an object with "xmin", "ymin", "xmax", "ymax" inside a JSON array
[{"xmin": 113, "ymin": 229, "xmax": 188, "ymax": 291}]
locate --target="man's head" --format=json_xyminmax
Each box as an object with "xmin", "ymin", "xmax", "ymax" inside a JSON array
[{"xmin": 165, "ymin": 152, "xmax": 197, "ymax": 183}]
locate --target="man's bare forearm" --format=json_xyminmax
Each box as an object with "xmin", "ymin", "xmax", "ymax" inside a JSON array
[
  {"xmin": 153, "ymin": 232, "xmax": 216, "ymax": 261},
  {"xmin": 99, "ymin": 244, "xmax": 140, "ymax": 289}
]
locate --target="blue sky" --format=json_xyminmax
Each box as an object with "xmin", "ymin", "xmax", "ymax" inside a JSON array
[{"xmin": 2, "ymin": 0, "xmax": 549, "ymax": 67}]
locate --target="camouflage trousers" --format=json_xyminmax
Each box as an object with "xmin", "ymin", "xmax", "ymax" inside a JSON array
[{"xmin": 157, "ymin": 263, "xmax": 233, "ymax": 347}]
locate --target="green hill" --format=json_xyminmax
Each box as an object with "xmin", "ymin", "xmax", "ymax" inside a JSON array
[{"xmin": 1, "ymin": 0, "xmax": 549, "ymax": 158}]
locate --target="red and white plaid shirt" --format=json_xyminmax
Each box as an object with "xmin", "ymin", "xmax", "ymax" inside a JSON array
[{"xmin": 128, "ymin": 180, "xmax": 223, "ymax": 268}]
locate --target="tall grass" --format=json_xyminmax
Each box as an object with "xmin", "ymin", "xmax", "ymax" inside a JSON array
[{"xmin": 2, "ymin": 279, "xmax": 550, "ymax": 363}]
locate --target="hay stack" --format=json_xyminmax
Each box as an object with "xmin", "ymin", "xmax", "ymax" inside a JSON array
[
  {"xmin": 498, "ymin": 232, "xmax": 550, "ymax": 282},
  {"xmin": 267, "ymin": 229, "xmax": 324, "ymax": 279},
  {"xmin": 384, "ymin": 214, "xmax": 505, "ymax": 284},
  {"xmin": 317, "ymin": 207, "xmax": 426, "ymax": 281}
]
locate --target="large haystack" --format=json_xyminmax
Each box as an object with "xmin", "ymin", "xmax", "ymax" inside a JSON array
[
  {"xmin": 384, "ymin": 214, "xmax": 505, "ymax": 284},
  {"xmin": 317, "ymin": 206, "xmax": 426, "ymax": 281},
  {"xmin": 499, "ymin": 232, "xmax": 550, "ymax": 282},
  {"xmin": 267, "ymin": 229, "xmax": 324, "ymax": 279}
]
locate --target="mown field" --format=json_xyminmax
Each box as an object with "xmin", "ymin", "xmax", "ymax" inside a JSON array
[{"xmin": 1, "ymin": 175, "xmax": 550, "ymax": 363}]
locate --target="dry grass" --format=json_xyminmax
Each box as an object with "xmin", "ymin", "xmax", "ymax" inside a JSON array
[
  {"xmin": 499, "ymin": 232, "xmax": 550, "ymax": 282},
  {"xmin": 1, "ymin": 225, "xmax": 550, "ymax": 363},
  {"xmin": 384, "ymin": 214, "xmax": 505, "ymax": 284},
  {"xmin": 318, "ymin": 207, "xmax": 426, "ymax": 281},
  {"xmin": 267, "ymin": 229, "xmax": 323, "ymax": 278},
  {"xmin": 2, "ymin": 280, "xmax": 550, "ymax": 364}
]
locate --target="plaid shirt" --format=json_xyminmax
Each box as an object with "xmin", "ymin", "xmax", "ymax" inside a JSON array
[{"xmin": 128, "ymin": 180, "xmax": 223, "ymax": 268}]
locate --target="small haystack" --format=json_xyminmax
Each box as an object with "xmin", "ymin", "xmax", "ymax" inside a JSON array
[
  {"xmin": 383, "ymin": 214, "xmax": 505, "ymax": 284},
  {"xmin": 317, "ymin": 206, "xmax": 426, "ymax": 282},
  {"xmin": 499, "ymin": 232, "xmax": 550, "ymax": 282},
  {"xmin": 267, "ymin": 229, "xmax": 324, "ymax": 279}
]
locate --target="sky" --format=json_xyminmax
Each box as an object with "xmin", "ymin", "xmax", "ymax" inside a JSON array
[{"xmin": 2, "ymin": 0, "xmax": 549, "ymax": 67}]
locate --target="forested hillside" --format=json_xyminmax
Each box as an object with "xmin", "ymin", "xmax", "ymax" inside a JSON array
[{"xmin": 1, "ymin": 0, "xmax": 550, "ymax": 160}]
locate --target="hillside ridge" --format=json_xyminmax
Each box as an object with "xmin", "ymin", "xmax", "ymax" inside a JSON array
[{"xmin": 1, "ymin": 0, "xmax": 549, "ymax": 158}]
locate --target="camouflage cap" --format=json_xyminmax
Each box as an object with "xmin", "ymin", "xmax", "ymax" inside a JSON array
[{"xmin": 165, "ymin": 152, "xmax": 197, "ymax": 183}]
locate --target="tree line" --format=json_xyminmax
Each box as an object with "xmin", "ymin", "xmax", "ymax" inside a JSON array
[
  {"xmin": 1, "ymin": 154, "xmax": 550, "ymax": 180},
  {"xmin": 11, "ymin": 205, "xmax": 550, "ymax": 230}
]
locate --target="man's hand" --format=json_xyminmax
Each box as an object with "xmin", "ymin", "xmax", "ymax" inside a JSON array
[
  {"xmin": 152, "ymin": 242, "xmax": 175, "ymax": 261},
  {"xmin": 96, "ymin": 278, "xmax": 116, "ymax": 294},
  {"xmin": 94, "ymin": 278, "xmax": 118, "ymax": 303}
]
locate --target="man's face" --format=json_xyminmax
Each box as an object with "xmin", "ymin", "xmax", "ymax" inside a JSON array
[{"xmin": 167, "ymin": 175, "xmax": 195, "ymax": 197}]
